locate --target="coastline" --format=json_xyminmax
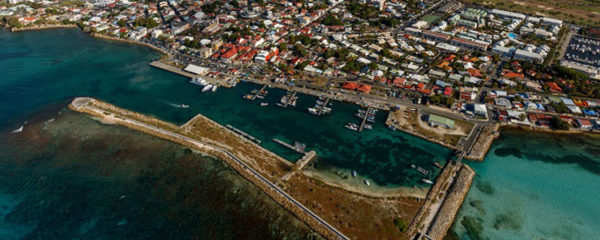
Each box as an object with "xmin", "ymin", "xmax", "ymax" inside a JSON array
[
  {"xmin": 90, "ymin": 33, "xmax": 170, "ymax": 56},
  {"xmin": 10, "ymin": 24, "xmax": 78, "ymax": 32}
]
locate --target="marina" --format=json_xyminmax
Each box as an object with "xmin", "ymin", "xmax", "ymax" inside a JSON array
[
  {"xmin": 278, "ymin": 91, "xmax": 298, "ymax": 108},
  {"xmin": 245, "ymin": 84, "xmax": 269, "ymax": 101},
  {"xmin": 308, "ymin": 97, "xmax": 332, "ymax": 116}
]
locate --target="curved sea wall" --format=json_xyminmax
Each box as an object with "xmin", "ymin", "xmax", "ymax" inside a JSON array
[{"xmin": 69, "ymin": 98, "xmax": 345, "ymax": 240}]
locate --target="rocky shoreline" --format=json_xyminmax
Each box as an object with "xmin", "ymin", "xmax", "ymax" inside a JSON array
[{"xmin": 10, "ymin": 24, "xmax": 77, "ymax": 32}]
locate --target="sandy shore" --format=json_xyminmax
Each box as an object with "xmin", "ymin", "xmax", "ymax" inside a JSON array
[{"xmin": 304, "ymin": 169, "xmax": 428, "ymax": 199}]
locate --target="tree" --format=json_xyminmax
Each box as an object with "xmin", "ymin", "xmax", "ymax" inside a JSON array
[
  {"xmin": 549, "ymin": 116, "xmax": 570, "ymax": 130},
  {"xmin": 117, "ymin": 19, "xmax": 127, "ymax": 27},
  {"xmin": 279, "ymin": 43, "xmax": 288, "ymax": 51},
  {"xmin": 321, "ymin": 15, "xmax": 342, "ymax": 26}
]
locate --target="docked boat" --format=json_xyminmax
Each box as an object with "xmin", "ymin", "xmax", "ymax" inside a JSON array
[
  {"xmin": 417, "ymin": 166, "xmax": 429, "ymax": 175},
  {"xmin": 202, "ymin": 84, "xmax": 213, "ymax": 92},
  {"xmin": 421, "ymin": 179, "xmax": 434, "ymax": 184},
  {"xmin": 351, "ymin": 170, "xmax": 357, "ymax": 177},
  {"xmin": 189, "ymin": 77, "xmax": 208, "ymax": 86},
  {"xmin": 433, "ymin": 162, "xmax": 442, "ymax": 168},
  {"xmin": 211, "ymin": 85, "xmax": 218, "ymax": 92},
  {"xmin": 345, "ymin": 123, "xmax": 359, "ymax": 131},
  {"xmin": 364, "ymin": 180, "xmax": 370, "ymax": 186},
  {"xmin": 308, "ymin": 107, "xmax": 318, "ymax": 115},
  {"xmin": 243, "ymin": 94, "xmax": 253, "ymax": 100},
  {"xmin": 363, "ymin": 124, "xmax": 373, "ymax": 130},
  {"xmin": 260, "ymin": 102, "xmax": 268, "ymax": 106}
]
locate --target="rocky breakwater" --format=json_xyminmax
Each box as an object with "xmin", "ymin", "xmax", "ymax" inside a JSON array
[{"xmin": 426, "ymin": 164, "xmax": 475, "ymax": 240}]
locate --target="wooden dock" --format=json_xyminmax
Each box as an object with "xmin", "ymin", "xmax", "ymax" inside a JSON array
[
  {"xmin": 316, "ymin": 98, "xmax": 331, "ymax": 116},
  {"xmin": 282, "ymin": 91, "xmax": 297, "ymax": 108},
  {"xmin": 273, "ymin": 138, "xmax": 306, "ymax": 153},
  {"xmin": 358, "ymin": 106, "xmax": 373, "ymax": 132},
  {"xmin": 251, "ymin": 84, "xmax": 268, "ymax": 100}
]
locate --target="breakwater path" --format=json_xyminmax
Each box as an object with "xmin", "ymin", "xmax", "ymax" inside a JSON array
[{"xmin": 70, "ymin": 97, "xmax": 348, "ymax": 240}]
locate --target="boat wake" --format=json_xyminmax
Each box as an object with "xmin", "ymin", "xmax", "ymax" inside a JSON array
[
  {"xmin": 160, "ymin": 100, "xmax": 190, "ymax": 109},
  {"xmin": 11, "ymin": 121, "xmax": 27, "ymax": 134}
]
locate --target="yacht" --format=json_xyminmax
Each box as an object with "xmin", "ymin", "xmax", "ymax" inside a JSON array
[
  {"xmin": 189, "ymin": 77, "xmax": 208, "ymax": 86},
  {"xmin": 421, "ymin": 179, "xmax": 434, "ymax": 184},
  {"xmin": 202, "ymin": 84, "xmax": 213, "ymax": 92},
  {"xmin": 211, "ymin": 85, "xmax": 218, "ymax": 92},
  {"xmin": 260, "ymin": 102, "xmax": 268, "ymax": 106},
  {"xmin": 345, "ymin": 123, "xmax": 358, "ymax": 131}
]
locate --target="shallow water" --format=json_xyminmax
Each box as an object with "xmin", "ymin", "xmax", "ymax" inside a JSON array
[
  {"xmin": 452, "ymin": 130, "xmax": 600, "ymax": 239},
  {"xmin": 0, "ymin": 107, "xmax": 323, "ymax": 240}
]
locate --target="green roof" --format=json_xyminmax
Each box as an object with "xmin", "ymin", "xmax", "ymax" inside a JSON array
[{"xmin": 428, "ymin": 114, "xmax": 455, "ymax": 128}]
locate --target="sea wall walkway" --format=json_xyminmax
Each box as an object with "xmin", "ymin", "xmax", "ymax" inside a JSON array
[{"xmin": 69, "ymin": 97, "xmax": 349, "ymax": 240}]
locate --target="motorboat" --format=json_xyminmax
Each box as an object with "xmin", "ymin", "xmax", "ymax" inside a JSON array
[{"xmin": 202, "ymin": 84, "xmax": 213, "ymax": 92}]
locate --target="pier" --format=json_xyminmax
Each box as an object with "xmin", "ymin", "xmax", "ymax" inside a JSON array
[
  {"xmin": 358, "ymin": 106, "xmax": 373, "ymax": 132},
  {"xmin": 316, "ymin": 97, "xmax": 331, "ymax": 116},
  {"xmin": 251, "ymin": 84, "xmax": 268, "ymax": 100},
  {"xmin": 281, "ymin": 91, "xmax": 298, "ymax": 108},
  {"xmin": 293, "ymin": 150, "xmax": 317, "ymax": 171},
  {"xmin": 273, "ymin": 138, "xmax": 306, "ymax": 154},
  {"xmin": 226, "ymin": 124, "xmax": 261, "ymax": 144}
]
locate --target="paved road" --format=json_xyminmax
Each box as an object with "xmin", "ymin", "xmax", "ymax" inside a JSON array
[{"xmin": 75, "ymin": 99, "xmax": 349, "ymax": 240}]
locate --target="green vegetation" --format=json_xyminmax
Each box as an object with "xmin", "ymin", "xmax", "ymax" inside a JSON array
[
  {"xmin": 134, "ymin": 17, "xmax": 158, "ymax": 28},
  {"xmin": 323, "ymin": 48, "xmax": 350, "ymax": 61},
  {"xmin": 201, "ymin": 1, "xmax": 220, "ymax": 14},
  {"xmin": 117, "ymin": 19, "xmax": 127, "ymax": 27},
  {"xmin": 183, "ymin": 39, "xmax": 202, "ymax": 48},
  {"xmin": 549, "ymin": 116, "xmax": 570, "ymax": 130},
  {"xmin": 289, "ymin": 34, "xmax": 319, "ymax": 46},
  {"xmin": 2, "ymin": 16, "xmax": 22, "ymax": 28},
  {"xmin": 430, "ymin": 95, "xmax": 455, "ymax": 108},
  {"xmin": 346, "ymin": 0, "xmax": 379, "ymax": 19},
  {"xmin": 393, "ymin": 218, "xmax": 408, "ymax": 233},
  {"xmin": 321, "ymin": 15, "xmax": 343, "ymax": 26},
  {"xmin": 551, "ymin": 102, "xmax": 570, "ymax": 114},
  {"xmin": 342, "ymin": 59, "xmax": 363, "ymax": 73}
]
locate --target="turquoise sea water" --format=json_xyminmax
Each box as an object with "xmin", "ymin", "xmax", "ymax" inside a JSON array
[
  {"xmin": 0, "ymin": 28, "xmax": 451, "ymax": 188},
  {"xmin": 452, "ymin": 130, "xmax": 600, "ymax": 239}
]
